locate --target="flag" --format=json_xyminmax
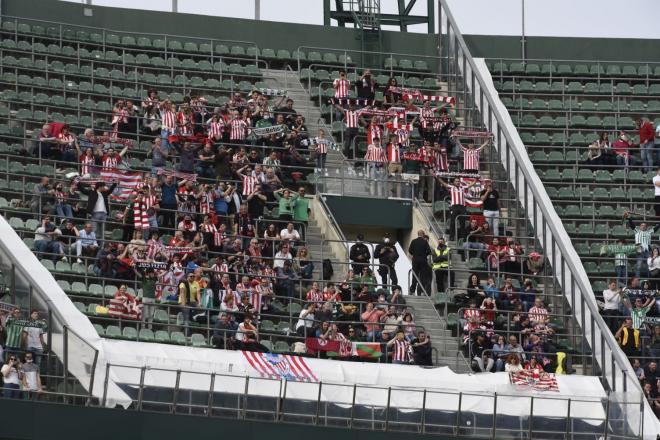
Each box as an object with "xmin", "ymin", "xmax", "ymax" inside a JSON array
[
  {"xmin": 352, "ymin": 342, "xmax": 382, "ymax": 359},
  {"xmin": 101, "ymin": 168, "xmax": 143, "ymax": 200},
  {"xmin": 242, "ymin": 351, "xmax": 318, "ymax": 382},
  {"xmin": 510, "ymin": 370, "xmax": 559, "ymax": 392},
  {"xmin": 305, "ymin": 338, "xmax": 352, "ymax": 357}
]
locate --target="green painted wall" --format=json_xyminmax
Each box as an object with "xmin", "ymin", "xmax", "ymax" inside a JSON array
[
  {"xmin": 463, "ymin": 34, "xmax": 660, "ymax": 63},
  {"xmin": 1, "ymin": 0, "xmax": 439, "ymax": 59},
  {"xmin": 325, "ymin": 196, "xmax": 412, "ymax": 229},
  {"xmin": 0, "ymin": 398, "xmax": 453, "ymax": 440}
]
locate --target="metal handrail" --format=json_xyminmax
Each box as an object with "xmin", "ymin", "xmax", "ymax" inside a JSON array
[{"xmin": 438, "ymin": 0, "xmax": 652, "ymax": 434}]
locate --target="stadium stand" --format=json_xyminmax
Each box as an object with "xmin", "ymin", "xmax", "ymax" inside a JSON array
[
  {"xmin": 0, "ymin": 1, "xmax": 657, "ymax": 438},
  {"xmin": 486, "ymin": 57, "xmax": 660, "ymax": 413}
]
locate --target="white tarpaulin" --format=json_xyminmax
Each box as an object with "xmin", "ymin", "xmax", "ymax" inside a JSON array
[{"xmin": 103, "ymin": 339, "xmax": 607, "ymax": 422}]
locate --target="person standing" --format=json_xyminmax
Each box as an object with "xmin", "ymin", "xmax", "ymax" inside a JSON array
[
  {"xmin": 623, "ymin": 211, "xmax": 660, "ymax": 278},
  {"xmin": 364, "ymin": 138, "xmax": 387, "ymax": 197},
  {"xmin": 432, "ymin": 237, "xmax": 451, "ymax": 294},
  {"xmin": 78, "ymin": 180, "xmax": 117, "ymax": 240},
  {"xmin": 653, "ymin": 166, "xmax": 660, "ymax": 217},
  {"xmin": 480, "ymin": 179, "xmax": 501, "ymax": 236},
  {"xmin": 438, "ymin": 177, "xmax": 472, "ymax": 240},
  {"xmin": 408, "ymin": 230, "xmax": 432, "ymax": 295},
  {"xmin": 24, "ymin": 310, "xmax": 47, "ymax": 368},
  {"xmin": 349, "ymin": 234, "xmax": 371, "ymax": 274},
  {"xmin": 374, "ymin": 233, "xmax": 399, "ymax": 287},
  {"xmin": 1, "ymin": 355, "xmax": 22, "ymax": 398},
  {"xmin": 636, "ymin": 117, "xmax": 656, "ymax": 171},
  {"xmin": 21, "ymin": 352, "xmax": 43, "ymax": 397}
]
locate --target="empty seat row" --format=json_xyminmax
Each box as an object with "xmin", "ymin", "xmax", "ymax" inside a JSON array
[
  {"xmin": 502, "ymin": 97, "xmax": 660, "ymax": 113},
  {"xmin": 497, "ymin": 80, "xmax": 660, "ymax": 96},
  {"xmin": 490, "ymin": 61, "xmax": 660, "ymax": 78}
]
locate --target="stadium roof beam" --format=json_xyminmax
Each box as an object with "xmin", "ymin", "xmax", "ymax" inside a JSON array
[{"xmin": 325, "ymin": 0, "xmax": 435, "ymax": 33}]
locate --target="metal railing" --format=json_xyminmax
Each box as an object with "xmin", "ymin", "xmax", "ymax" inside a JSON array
[{"xmin": 437, "ymin": 0, "xmax": 653, "ymax": 436}]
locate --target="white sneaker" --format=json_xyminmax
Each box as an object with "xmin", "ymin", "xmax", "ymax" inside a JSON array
[
  {"xmin": 324, "ymin": 171, "xmax": 329, "ymax": 176},
  {"xmin": 61, "ymin": 256, "xmax": 68, "ymax": 262},
  {"xmin": 77, "ymin": 258, "xmax": 83, "ymax": 264}
]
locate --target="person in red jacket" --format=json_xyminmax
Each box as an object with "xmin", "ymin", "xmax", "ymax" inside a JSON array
[{"xmin": 636, "ymin": 118, "xmax": 656, "ymax": 171}]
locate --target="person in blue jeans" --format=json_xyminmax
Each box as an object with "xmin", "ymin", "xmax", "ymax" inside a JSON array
[{"xmin": 1, "ymin": 356, "xmax": 22, "ymax": 398}]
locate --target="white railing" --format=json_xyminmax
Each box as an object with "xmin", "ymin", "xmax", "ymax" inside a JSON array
[{"xmin": 437, "ymin": 0, "xmax": 657, "ymax": 437}]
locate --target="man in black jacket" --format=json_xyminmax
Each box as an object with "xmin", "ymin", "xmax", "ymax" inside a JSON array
[
  {"xmin": 349, "ymin": 234, "xmax": 371, "ymax": 273},
  {"xmin": 78, "ymin": 180, "xmax": 117, "ymax": 240},
  {"xmin": 375, "ymin": 233, "xmax": 399, "ymax": 287},
  {"xmin": 408, "ymin": 230, "xmax": 432, "ymax": 295},
  {"xmin": 355, "ymin": 70, "xmax": 376, "ymax": 101}
]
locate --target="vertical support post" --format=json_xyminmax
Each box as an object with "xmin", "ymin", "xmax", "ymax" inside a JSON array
[
  {"xmin": 349, "ymin": 384, "xmax": 357, "ymax": 428},
  {"xmin": 255, "ymin": 0, "xmax": 261, "ymax": 20},
  {"xmin": 603, "ymin": 392, "xmax": 611, "ymax": 440},
  {"xmin": 137, "ymin": 366, "xmax": 146, "ymax": 410},
  {"xmin": 528, "ymin": 396, "xmax": 534, "ymax": 439},
  {"xmin": 242, "ymin": 376, "xmax": 250, "ymax": 419},
  {"xmin": 421, "ymin": 389, "xmax": 427, "ymax": 434},
  {"xmin": 101, "ymin": 363, "xmax": 110, "ymax": 407},
  {"xmin": 491, "ymin": 393, "xmax": 497, "ymax": 439},
  {"xmin": 87, "ymin": 349, "xmax": 99, "ymax": 404},
  {"xmin": 315, "ymin": 381, "xmax": 323, "ymax": 425},
  {"xmin": 206, "ymin": 373, "xmax": 215, "ymax": 417},
  {"xmin": 455, "ymin": 392, "xmax": 462, "ymax": 434},
  {"xmin": 172, "ymin": 0, "xmax": 178, "ymax": 13},
  {"xmin": 521, "ymin": 0, "xmax": 526, "ymax": 62},
  {"xmin": 63, "ymin": 326, "xmax": 69, "ymax": 395},
  {"xmin": 566, "ymin": 398, "xmax": 572, "ymax": 438},
  {"xmin": 384, "ymin": 386, "xmax": 392, "ymax": 431},
  {"xmin": 171, "ymin": 370, "xmax": 181, "ymax": 413}
]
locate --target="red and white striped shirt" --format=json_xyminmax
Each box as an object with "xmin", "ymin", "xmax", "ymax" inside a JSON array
[
  {"xmin": 306, "ymin": 289, "xmax": 324, "ymax": 303},
  {"xmin": 367, "ymin": 124, "xmax": 383, "ymax": 145},
  {"xmin": 394, "ymin": 128, "xmax": 410, "ymax": 147},
  {"xmin": 463, "ymin": 308, "xmax": 481, "ymax": 320},
  {"xmin": 391, "ymin": 339, "xmax": 411, "ymax": 362},
  {"xmin": 143, "ymin": 194, "xmax": 158, "ymax": 210},
  {"xmin": 461, "ymin": 146, "xmax": 481, "ymax": 171},
  {"xmin": 343, "ymin": 110, "xmax": 360, "ymax": 128},
  {"xmin": 315, "ymin": 138, "xmax": 328, "ymax": 154},
  {"xmin": 449, "ymin": 185, "xmax": 465, "ymax": 206},
  {"xmin": 364, "ymin": 144, "xmax": 387, "ymax": 164},
  {"xmin": 417, "ymin": 146, "xmax": 431, "ymax": 166},
  {"xmin": 177, "ymin": 111, "xmax": 193, "ymax": 135},
  {"xmin": 102, "ymin": 155, "xmax": 120, "ymax": 171},
  {"xmin": 333, "ymin": 78, "xmax": 351, "ymax": 98},
  {"xmin": 202, "ymin": 224, "xmax": 225, "ymax": 247},
  {"xmin": 80, "ymin": 154, "xmax": 95, "ymax": 176},
  {"xmin": 249, "ymin": 289, "xmax": 262, "ymax": 313},
  {"xmin": 230, "ymin": 119, "xmax": 247, "ymax": 141},
  {"xmin": 161, "ymin": 110, "xmax": 177, "ymax": 131},
  {"xmin": 198, "ymin": 191, "xmax": 214, "ymax": 214},
  {"xmin": 242, "ymin": 175, "xmax": 258, "ymax": 195},
  {"xmin": 386, "ymin": 143, "xmax": 401, "ymax": 163},
  {"xmin": 420, "ymin": 107, "xmax": 437, "ymax": 125},
  {"xmin": 207, "ymin": 120, "xmax": 225, "ymax": 140},
  {"xmin": 432, "ymin": 148, "xmax": 448, "ymax": 172}
]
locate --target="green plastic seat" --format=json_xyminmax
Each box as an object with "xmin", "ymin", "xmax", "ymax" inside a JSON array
[
  {"xmin": 171, "ymin": 331, "xmax": 186, "ymax": 345},
  {"xmin": 105, "ymin": 325, "xmax": 121, "ymax": 338},
  {"xmin": 273, "ymin": 341, "xmax": 290, "ymax": 353},
  {"xmin": 191, "ymin": 334, "xmax": 207, "ymax": 347},
  {"xmin": 139, "ymin": 329, "xmax": 155, "ymax": 342},
  {"xmin": 155, "ymin": 331, "xmax": 170, "ymax": 343}
]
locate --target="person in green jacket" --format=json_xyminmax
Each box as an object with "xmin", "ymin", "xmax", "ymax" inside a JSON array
[
  {"xmin": 274, "ymin": 187, "xmax": 298, "ymax": 221},
  {"xmin": 292, "ymin": 186, "xmax": 310, "ymax": 238}
]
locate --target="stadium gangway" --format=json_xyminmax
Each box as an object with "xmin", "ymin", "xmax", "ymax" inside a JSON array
[
  {"xmin": 93, "ymin": 362, "xmax": 642, "ymax": 439},
  {"xmin": 0, "ymin": 15, "xmax": 261, "ymax": 65},
  {"xmin": 436, "ymin": 0, "xmax": 658, "ymax": 435}
]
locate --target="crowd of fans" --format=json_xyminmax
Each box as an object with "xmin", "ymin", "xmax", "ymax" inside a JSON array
[
  {"xmin": 0, "ymin": 305, "xmax": 46, "ymax": 398},
  {"xmin": 2, "ymin": 80, "xmax": 455, "ymax": 367}
]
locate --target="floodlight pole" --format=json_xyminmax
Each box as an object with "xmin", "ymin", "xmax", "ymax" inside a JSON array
[
  {"xmin": 255, "ymin": 0, "xmax": 261, "ymax": 20},
  {"xmin": 521, "ymin": 0, "xmax": 526, "ymax": 63},
  {"xmin": 172, "ymin": 0, "xmax": 178, "ymax": 13}
]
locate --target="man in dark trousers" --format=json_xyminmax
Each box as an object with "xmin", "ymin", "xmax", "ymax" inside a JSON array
[
  {"xmin": 78, "ymin": 179, "xmax": 117, "ymax": 240},
  {"xmin": 375, "ymin": 232, "xmax": 399, "ymax": 287},
  {"xmin": 349, "ymin": 233, "xmax": 371, "ymax": 273},
  {"xmin": 408, "ymin": 230, "xmax": 432, "ymax": 295}
]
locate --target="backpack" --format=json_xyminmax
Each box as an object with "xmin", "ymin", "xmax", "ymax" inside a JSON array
[{"xmin": 322, "ymin": 259, "xmax": 334, "ymax": 281}]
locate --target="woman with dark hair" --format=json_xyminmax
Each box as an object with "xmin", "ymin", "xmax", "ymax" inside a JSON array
[
  {"xmin": 384, "ymin": 77, "xmax": 402, "ymax": 105},
  {"xmin": 466, "ymin": 273, "xmax": 485, "ymax": 301}
]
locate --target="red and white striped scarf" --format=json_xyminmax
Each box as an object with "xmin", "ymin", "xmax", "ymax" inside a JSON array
[{"xmin": 133, "ymin": 200, "xmax": 150, "ymax": 230}]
